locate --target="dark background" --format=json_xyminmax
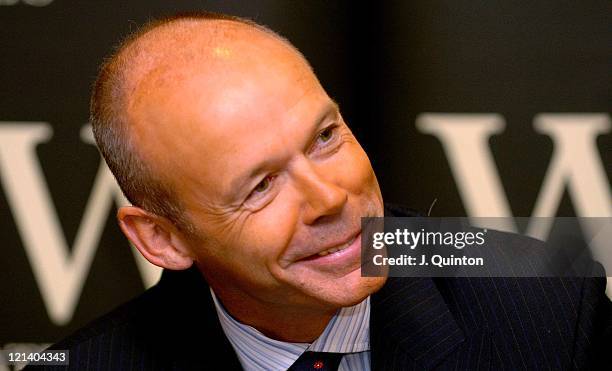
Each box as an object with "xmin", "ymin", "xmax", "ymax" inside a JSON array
[{"xmin": 0, "ymin": 0, "xmax": 610, "ymax": 348}]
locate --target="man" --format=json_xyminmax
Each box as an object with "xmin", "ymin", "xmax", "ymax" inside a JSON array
[{"xmin": 31, "ymin": 12, "xmax": 610, "ymax": 370}]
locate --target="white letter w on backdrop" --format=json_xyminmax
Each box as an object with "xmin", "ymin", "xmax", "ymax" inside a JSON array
[
  {"xmin": 416, "ymin": 113, "xmax": 610, "ymax": 226},
  {"xmin": 417, "ymin": 113, "xmax": 612, "ymax": 295},
  {"xmin": 0, "ymin": 123, "xmax": 161, "ymax": 325}
]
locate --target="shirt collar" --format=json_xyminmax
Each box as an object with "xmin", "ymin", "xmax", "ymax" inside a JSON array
[{"xmin": 210, "ymin": 288, "xmax": 370, "ymax": 371}]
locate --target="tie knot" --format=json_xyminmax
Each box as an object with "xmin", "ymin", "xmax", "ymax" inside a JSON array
[{"xmin": 287, "ymin": 351, "xmax": 344, "ymax": 371}]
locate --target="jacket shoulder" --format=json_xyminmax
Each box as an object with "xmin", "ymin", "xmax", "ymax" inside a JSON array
[
  {"xmin": 29, "ymin": 268, "xmax": 242, "ymax": 370},
  {"xmin": 31, "ymin": 284, "xmax": 171, "ymax": 370},
  {"xmin": 434, "ymin": 264, "xmax": 610, "ymax": 368},
  {"xmin": 48, "ymin": 285, "xmax": 160, "ymax": 349}
]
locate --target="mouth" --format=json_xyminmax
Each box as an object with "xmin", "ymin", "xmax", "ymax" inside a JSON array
[
  {"xmin": 297, "ymin": 230, "xmax": 362, "ymax": 269},
  {"xmin": 313, "ymin": 234, "xmax": 358, "ymax": 257}
]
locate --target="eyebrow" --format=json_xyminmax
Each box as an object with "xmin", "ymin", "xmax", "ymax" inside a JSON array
[{"xmin": 227, "ymin": 100, "xmax": 340, "ymax": 198}]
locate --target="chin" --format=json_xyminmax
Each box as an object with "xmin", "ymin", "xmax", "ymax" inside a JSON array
[{"xmin": 318, "ymin": 272, "xmax": 387, "ymax": 308}]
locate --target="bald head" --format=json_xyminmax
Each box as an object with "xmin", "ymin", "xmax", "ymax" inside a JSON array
[
  {"xmin": 122, "ymin": 16, "xmax": 310, "ymax": 111},
  {"xmin": 91, "ymin": 12, "xmax": 314, "ymax": 232}
]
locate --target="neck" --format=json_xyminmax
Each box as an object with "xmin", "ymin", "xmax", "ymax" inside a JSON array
[{"xmin": 212, "ymin": 287, "xmax": 337, "ymax": 343}]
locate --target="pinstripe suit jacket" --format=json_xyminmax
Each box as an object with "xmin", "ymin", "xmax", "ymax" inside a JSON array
[{"xmin": 32, "ymin": 205, "xmax": 611, "ymax": 370}]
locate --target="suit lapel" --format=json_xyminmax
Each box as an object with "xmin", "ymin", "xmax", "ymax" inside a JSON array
[
  {"xmin": 151, "ymin": 267, "xmax": 243, "ymax": 370},
  {"xmin": 371, "ymin": 204, "xmax": 491, "ymax": 370},
  {"xmin": 438, "ymin": 326, "xmax": 491, "ymax": 370},
  {"xmin": 370, "ymin": 277, "xmax": 465, "ymax": 370}
]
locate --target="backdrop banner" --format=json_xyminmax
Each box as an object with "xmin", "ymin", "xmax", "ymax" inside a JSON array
[{"xmin": 0, "ymin": 1, "xmax": 609, "ymax": 361}]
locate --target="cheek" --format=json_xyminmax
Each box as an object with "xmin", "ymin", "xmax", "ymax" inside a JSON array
[
  {"xmin": 194, "ymin": 207, "xmax": 298, "ymax": 288},
  {"xmin": 237, "ymin": 197, "xmax": 300, "ymax": 262},
  {"xmin": 331, "ymin": 142, "xmax": 379, "ymax": 194}
]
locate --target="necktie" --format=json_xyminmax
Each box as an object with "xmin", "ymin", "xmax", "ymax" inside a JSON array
[{"xmin": 287, "ymin": 351, "xmax": 344, "ymax": 371}]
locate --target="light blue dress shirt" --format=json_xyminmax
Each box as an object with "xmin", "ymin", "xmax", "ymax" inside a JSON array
[{"xmin": 210, "ymin": 289, "xmax": 371, "ymax": 371}]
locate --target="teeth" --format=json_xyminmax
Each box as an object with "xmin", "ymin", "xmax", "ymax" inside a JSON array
[{"xmin": 317, "ymin": 235, "xmax": 357, "ymax": 257}]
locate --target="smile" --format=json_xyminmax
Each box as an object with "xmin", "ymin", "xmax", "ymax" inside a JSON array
[
  {"xmin": 294, "ymin": 231, "xmax": 363, "ymax": 274},
  {"xmin": 317, "ymin": 234, "xmax": 358, "ymax": 257}
]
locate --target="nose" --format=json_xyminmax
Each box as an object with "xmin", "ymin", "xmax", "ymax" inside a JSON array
[{"xmin": 293, "ymin": 158, "xmax": 348, "ymax": 225}]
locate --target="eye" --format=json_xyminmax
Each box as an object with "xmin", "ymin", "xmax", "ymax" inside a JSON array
[
  {"xmin": 250, "ymin": 175, "xmax": 273, "ymax": 196},
  {"xmin": 318, "ymin": 126, "xmax": 335, "ymax": 143},
  {"xmin": 254, "ymin": 176, "xmax": 271, "ymax": 192},
  {"xmin": 307, "ymin": 123, "xmax": 344, "ymax": 156},
  {"xmin": 312, "ymin": 124, "xmax": 341, "ymax": 152}
]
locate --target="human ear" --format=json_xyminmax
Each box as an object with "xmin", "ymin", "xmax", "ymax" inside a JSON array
[{"xmin": 117, "ymin": 206, "xmax": 194, "ymax": 270}]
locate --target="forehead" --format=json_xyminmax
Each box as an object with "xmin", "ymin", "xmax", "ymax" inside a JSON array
[{"xmin": 125, "ymin": 27, "xmax": 330, "ymax": 202}]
